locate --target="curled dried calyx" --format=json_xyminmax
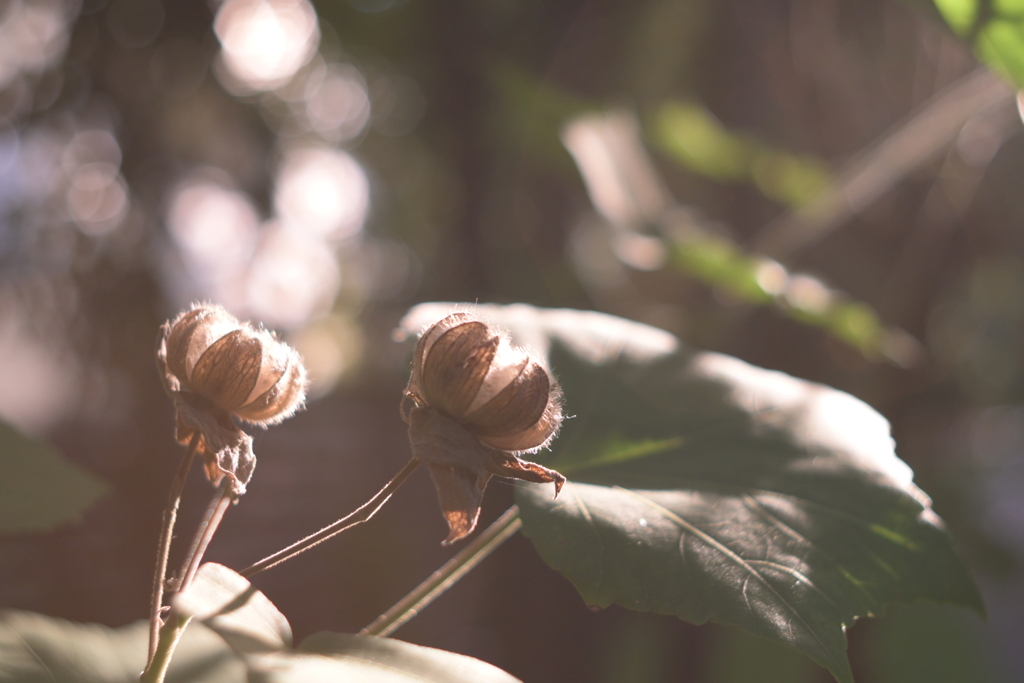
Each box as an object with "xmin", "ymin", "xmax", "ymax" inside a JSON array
[
  {"xmin": 403, "ymin": 312, "xmax": 565, "ymax": 544},
  {"xmin": 157, "ymin": 304, "xmax": 308, "ymax": 494}
]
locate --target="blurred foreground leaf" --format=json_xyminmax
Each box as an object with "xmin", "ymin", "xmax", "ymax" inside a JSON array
[
  {"xmin": 402, "ymin": 303, "xmax": 985, "ymax": 683},
  {"xmin": 174, "ymin": 563, "xmax": 292, "ymax": 656},
  {"xmin": 181, "ymin": 563, "xmax": 520, "ymax": 683},
  {"xmin": 251, "ymin": 632, "xmax": 522, "ymax": 683},
  {"xmin": 933, "ymin": 0, "xmax": 1024, "ymax": 89},
  {"xmin": 0, "ymin": 610, "xmax": 243, "ymax": 683},
  {"xmin": 0, "ymin": 418, "xmax": 109, "ymax": 533},
  {"xmin": 1, "ymin": 563, "xmax": 519, "ymax": 683}
]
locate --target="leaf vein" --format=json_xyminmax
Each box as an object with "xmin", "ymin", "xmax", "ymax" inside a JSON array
[{"xmin": 616, "ymin": 487, "xmax": 835, "ymax": 664}]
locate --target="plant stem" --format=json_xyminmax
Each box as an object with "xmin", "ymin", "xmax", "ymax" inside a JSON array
[
  {"xmin": 146, "ymin": 433, "xmax": 200, "ymax": 663},
  {"xmin": 140, "ymin": 482, "xmax": 234, "ymax": 683},
  {"xmin": 240, "ymin": 457, "xmax": 421, "ymax": 578},
  {"xmin": 360, "ymin": 505, "xmax": 523, "ymax": 637},
  {"xmin": 139, "ymin": 612, "xmax": 190, "ymax": 683},
  {"xmin": 178, "ymin": 482, "xmax": 234, "ymax": 590}
]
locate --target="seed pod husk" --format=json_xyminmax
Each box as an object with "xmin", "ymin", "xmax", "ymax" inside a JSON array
[
  {"xmin": 162, "ymin": 304, "xmax": 307, "ymax": 426},
  {"xmin": 157, "ymin": 303, "xmax": 308, "ymax": 494},
  {"xmin": 405, "ymin": 313, "xmax": 563, "ymax": 453},
  {"xmin": 402, "ymin": 312, "xmax": 565, "ymax": 543}
]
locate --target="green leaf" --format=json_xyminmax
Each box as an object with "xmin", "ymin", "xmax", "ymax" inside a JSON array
[
  {"xmin": 859, "ymin": 602, "xmax": 996, "ymax": 683},
  {"xmin": 934, "ymin": 0, "xmax": 1024, "ymax": 88},
  {"xmin": 0, "ymin": 610, "xmax": 244, "ymax": 682},
  {"xmin": 174, "ymin": 562, "xmax": 292, "ymax": 656},
  {"xmin": 178, "ymin": 563, "xmax": 520, "ymax": 683},
  {"xmin": 0, "ymin": 418, "xmax": 109, "ymax": 533},
  {"xmin": 401, "ymin": 304, "xmax": 984, "ymax": 683},
  {"xmin": 651, "ymin": 101, "xmax": 831, "ymax": 208},
  {"xmin": 247, "ymin": 632, "xmax": 522, "ymax": 683}
]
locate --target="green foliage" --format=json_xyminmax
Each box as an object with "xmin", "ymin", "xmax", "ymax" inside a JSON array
[
  {"xmin": 0, "ymin": 418, "xmax": 109, "ymax": 533},
  {"xmin": 179, "ymin": 563, "xmax": 521, "ymax": 683},
  {"xmin": 1, "ymin": 563, "xmax": 521, "ymax": 683},
  {"xmin": 668, "ymin": 233, "xmax": 895, "ymax": 360},
  {"xmin": 859, "ymin": 602, "xmax": 997, "ymax": 683},
  {"xmin": 652, "ymin": 101, "xmax": 831, "ymax": 208},
  {"xmin": 0, "ymin": 609, "xmax": 243, "ymax": 683},
  {"xmin": 402, "ymin": 304, "xmax": 983, "ymax": 683},
  {"xmin": 934, "ymin": 0, "xmax": 1024, "ymax": 87}
]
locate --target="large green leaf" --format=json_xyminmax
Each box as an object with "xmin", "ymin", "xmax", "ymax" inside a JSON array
[
  {"xmin": 934, "ymin": 0, "xmax": 1024, "ymax": 88},
  {"xmin": 0, "ymin": 418, "xmax": 109, "ymax": 533},
  {"xmin": 0, "ymin": 610, "xmax": 244, "ymax": 683},
  {"xmin": 1, "ymin": 563, "xmax": 520, "ymax": 683},
  {"xmin": 180, "ymin": 563, "xmax": 520, "ymax": 683},
  {"xmin": 401, "ymin": 303, "xmax": 984, "ymax": 683}
]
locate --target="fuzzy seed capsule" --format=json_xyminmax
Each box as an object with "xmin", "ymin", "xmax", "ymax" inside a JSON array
[
  {"xmin": 405, "ymin": 313, "xmax": 562, "ymax": 452},
  {"xmin": 162, "ymin": 304, "xmax": 307, "ymax": 425}
]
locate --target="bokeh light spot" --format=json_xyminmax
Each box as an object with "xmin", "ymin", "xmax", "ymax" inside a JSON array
[
  {"xmin": 215, "ymin": 0, "xmax": 319, "ymax": 92},
  {"xmin": 246, "ymin": 220, "xmax": 340, "ymax": 329},
  {"xmin": 274, "ymin": 146, "xmax": 369, "ymax": 240}
]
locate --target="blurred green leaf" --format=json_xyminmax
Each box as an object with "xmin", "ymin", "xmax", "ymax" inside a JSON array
[
  {"xmin": 700, "ymin": 624, "xmax": 820, "ymax": 683},
  {"xmin": 0, "ymin": 419, "xmax": 109, "ymax": 533},
  {"xmin": 860, "ymin": 602, "xmax": 996, "ymax": 683},
  {"xmin": 666, "ymin": 234, "xmax": 905, "ymax": 362},
  {"xmin": 260, "ymin": 632, "xmax": 523, "ymax": 683},
  {"xmin": 934, "ymin": 0, "xmax": 1024, "ymax": 88},
  {"xmin": 0, "ymin": 610, "xmax": 244, "ymax": 683},
  {"xmin": 402, "ymin": 303, "xmax": 984, "ymax": 683},
  {"xmin": 179, "ymin": 563, "xmax": 520, "ymax": 683},
  {"xmin": 652, "ymin": 102, "xmax": 831, "ymax": 208},
  {"xmin": 672, "ymin": 233, "xmax": 775, "ymax": 303},
  {"xmin": 174, "ymin": 563, "xmax": 292, "ymax": 657},
  {"xmin": 653, "ymin": 102, "xmax": 752, "ymax": 181}
]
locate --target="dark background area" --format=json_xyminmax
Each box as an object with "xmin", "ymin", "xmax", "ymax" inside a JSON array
[{"xmin": 0, "ymin": 0, "xmax": 1020, "ymax": 681}]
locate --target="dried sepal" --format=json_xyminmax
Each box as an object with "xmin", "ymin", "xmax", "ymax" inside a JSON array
[
  {"xmin": 408, "ymin": 407, "xmax": 565, "ymax": 544},
  {"xmin": 171, "ymin": 391, "xmax": 255, "ymax": 495},
  {"xmin": 403, "ymin": 312, "xmax": 566, "ymax": 543}
]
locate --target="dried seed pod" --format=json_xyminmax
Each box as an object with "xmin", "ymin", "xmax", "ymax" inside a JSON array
[
  {"xmin": 404, "ymin": 312, "xmax": 562, "ymax": 452},
  {"xmin": 403, "ymin": 312, "xmax": 565, "ymax": 544},
  {"xmin": 162, "ymin": 304, "xmax": 307, "ymax": 425}
]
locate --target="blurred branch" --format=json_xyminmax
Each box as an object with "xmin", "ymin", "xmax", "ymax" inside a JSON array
[
  {"xmin": 562, "ymin": 110, "xmax": 922, "ymax": 366},
  {"xmin": 752, "ymin": 68, "xmax": 1015, "ymax": 260}
]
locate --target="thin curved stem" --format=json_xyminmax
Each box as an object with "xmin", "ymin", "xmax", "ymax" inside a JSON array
[
  {"xmin": 178, "ymin": 482, "xmax": 234, "ymax": 591},
  {"xmin": 361, "ymin": 505, "xmax": 522, "ymax": 637},
  {"xmin": 241, "ymin": 457, "xmax": 421, "ymax": 578},
  {"xmin": 140, "ymin": 482, "xmax": 234, "ymax": 683},
  {"xmin": 147, "ymin": 433, "xmax": 200, "ymax": 663}
]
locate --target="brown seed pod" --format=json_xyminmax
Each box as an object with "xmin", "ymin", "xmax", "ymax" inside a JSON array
[
  {"xmin": 162, "ymin": 304, "xmax": 307, "ymax": 425},
  {"xmin": 403, "ymin": 312, "xmax": 565, "ymax": 544},
  {"xmin": 404, "ymin": 312, "xmax": 563, "ymax": 452}
]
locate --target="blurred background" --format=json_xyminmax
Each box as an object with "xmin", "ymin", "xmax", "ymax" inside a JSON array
[{"xmin": 0, "ymin": 0, "xmax": 1020, "ymax": 681}]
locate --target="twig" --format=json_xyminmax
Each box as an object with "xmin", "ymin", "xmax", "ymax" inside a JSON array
[
  {"xmin": 361, "ymin": 505, "xmax": 523, "ymax": 637},
  {"xmin": 146, "ymin": 433, "xmax": 200, "ymax": 663},
  {"xmin": 752, "ymin": 68, "xmax": 1013, "ymax": 260},
  {"xmin": 240, "ymin": 457, "xmax": 421, "ymax": 578}
]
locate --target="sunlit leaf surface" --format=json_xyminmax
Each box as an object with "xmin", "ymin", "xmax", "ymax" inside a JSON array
[
  {"xmin": 181, "ymin": 563, "xmax": 520, "ymax": 683},
  {"xmin": 402, "ymin": 303, "xmax": 985, "ymax": 683},
  {"xmin": 174, "ymin": 562, "xmax": 292, "ymax": 657},
  {"xmin": 247, "ymin": 632, "xmax": 522, "ymax": 683},
  {"xmin": 0, "ymin": 419, "xmax": 109, "ymax": 533}
]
